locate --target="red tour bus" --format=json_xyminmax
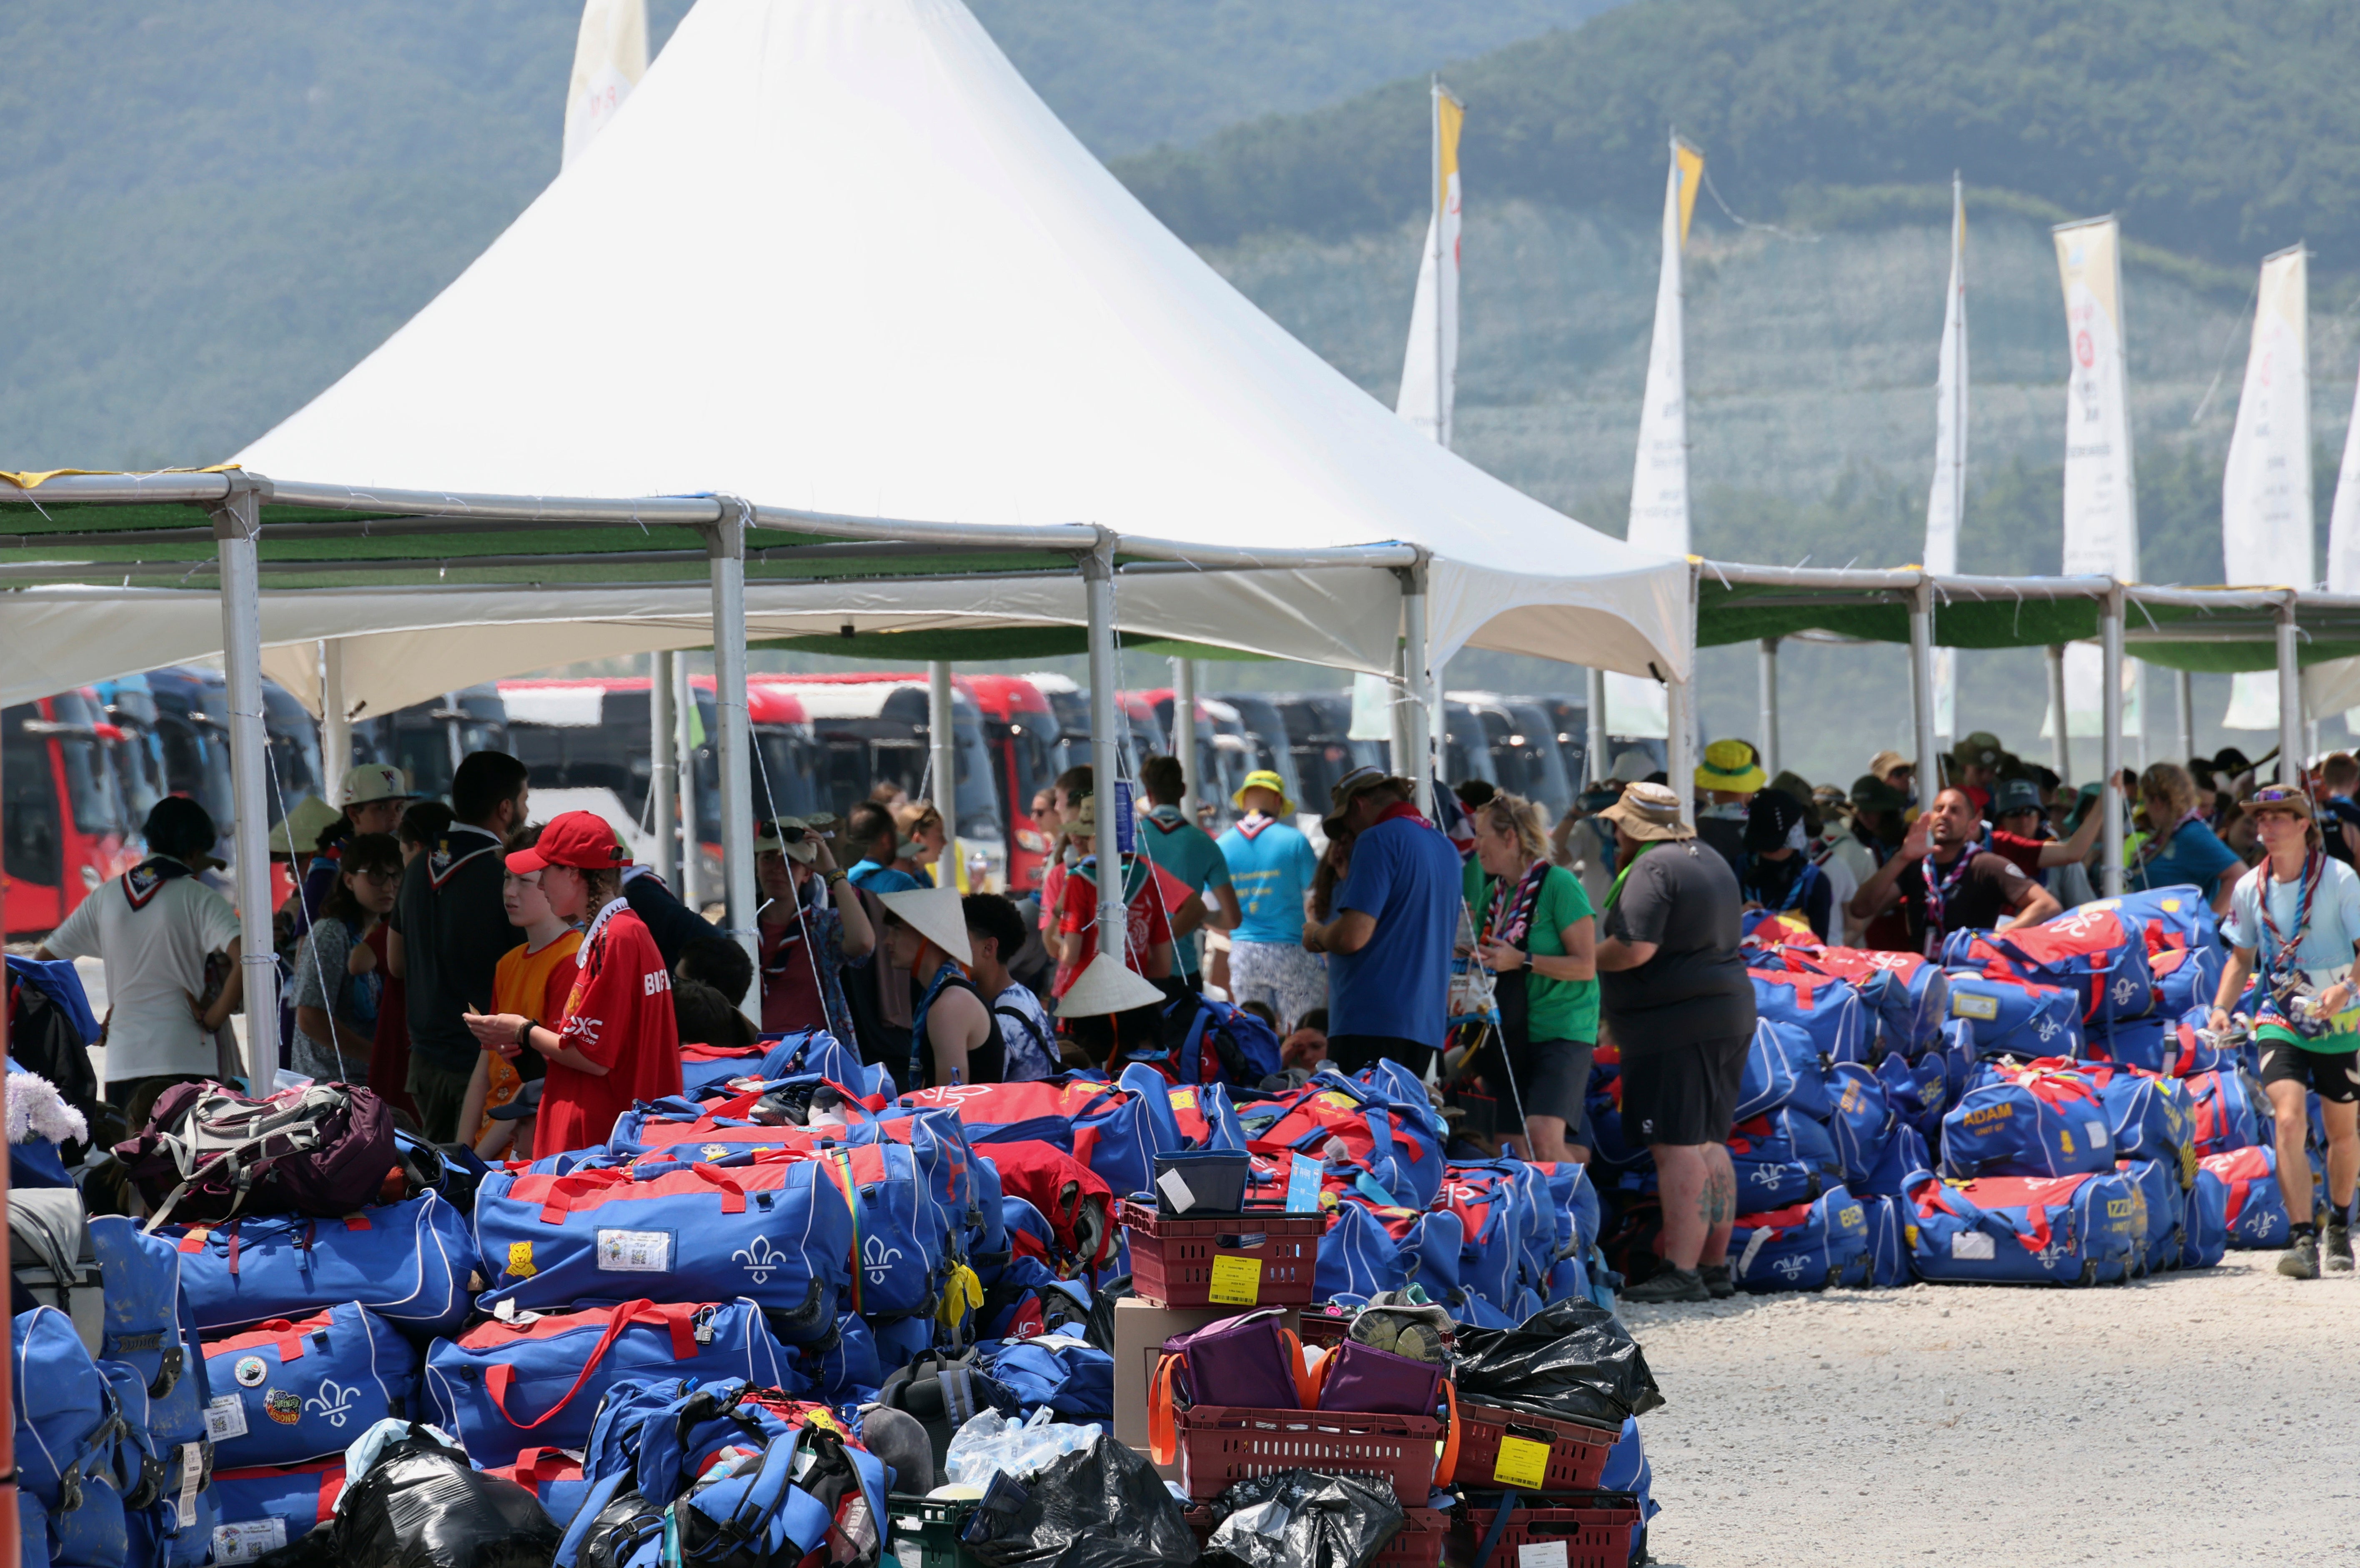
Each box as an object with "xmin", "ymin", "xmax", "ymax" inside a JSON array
[{"xmin": 3, "ymin": 690, "xmax": 138, "ymax": 937}]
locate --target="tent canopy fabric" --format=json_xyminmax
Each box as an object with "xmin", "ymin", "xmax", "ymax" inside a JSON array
[{"xmin": 227, "ymin": 0, "xmax": 1691, "ymax": 685}]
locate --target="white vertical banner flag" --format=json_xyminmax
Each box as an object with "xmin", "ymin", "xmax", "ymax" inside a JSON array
[
  {"xmin": 1395, "ymin": 82, "xmax": 1464, "ymax": 448},
  {"xmin": 1924, "ymin": 176, "xmax": 1968, "ymax": 741},
  {"xmin": 2221, "ymin": 246, "xmax": 2312, "ymax": 730},
  {"xmin": 1606, "ymin": 134, "xmax": 1704, "ymax": 740},
  {"xmin": 563, "ymin": 0, "xmax": 649, "ymax": 168},
  {"xmin": 2048, "ymin": 217, "xmax": 2141, "ymax": 742},
  {"xmin": 2322, "ymin": 319, "xmax": 2360, "ymax": 727}
]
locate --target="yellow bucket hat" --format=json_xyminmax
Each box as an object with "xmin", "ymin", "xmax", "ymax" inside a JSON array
[
  {"xmin": 1231, "ymin": 769, "xmax": 1294, "ymax": 817},
  {"xmin": 1695, "ymin": 738, "xmax": 1766, "ymax": 794}
]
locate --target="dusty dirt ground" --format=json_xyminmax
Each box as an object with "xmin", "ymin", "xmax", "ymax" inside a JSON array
[{"xmin": 1621, "ymin": 1253, "xmax": 2360, "ymax": 1566}]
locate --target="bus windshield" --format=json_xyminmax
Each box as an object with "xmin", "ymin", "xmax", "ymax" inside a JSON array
[{"xmin": 50, "ymin": 691, "xmax": 125, "ymax": 837}]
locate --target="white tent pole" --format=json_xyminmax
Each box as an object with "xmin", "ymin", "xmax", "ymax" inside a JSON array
[
  {"xmin": 1082, "ymin": 543, "xmax": 1125, "ymax": 969},
  {"xmin": 321, "ymin": 639, "xmax": 351, "ymax": 799},
  {"xmin": 706, "ymin": 505, "xmax": 758, "ymax": 962},
  {"xmin": 675, "ymin": 655, "xmax": 701, "ymax": 906},
  {"xmin": 1757, "ymin": 637, "xmax": 1780, "ymax": 778},
  {"xmin": 2172, "ymin": 666, "xmax": 2193, "ymax": 767},
  {"xmin": 2278, "ymin": 597, "xmax": 2304, "ymax": 787},
  {"xmin": 928, "ymin": 660, "xmax": 958, "ymax": 889},
  {"xmin": 1170, "ymin": 656, "xmax": 1197, "ymax": 818},
  {"xmin": 1388, "ymin": 638, "xmax": 1413, "ymax": 780},
  {"xmin": 649, "ymin": 650, "xmax": 678, "ymax": 886},
  {"xmin": 2046, "ymin": 644, "xmax": 2072, "ymax": 783},
  {"xmin": 1402, "ymin": 563, "xmax": 1434, "ymax": 813},
  {"xmin": 213, "ymin": 481, "xmax": 273, "ymax": 1084},
  {"xmin": 1667, "ymin": 560, "xmax": 1699, "ymax": 828},
  {"xmin": 1909, "ymin": 584, "xmax": 1941, "ymax": 812},
  {"xmin": 1585, "ymin": 667, "xmax": 1610, "ymax": 786},
  {"xmin": 2101, "ymin": 588, "xmax": 2126, "ymax": 896}
]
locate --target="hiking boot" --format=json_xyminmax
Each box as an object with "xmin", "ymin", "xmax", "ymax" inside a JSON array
[
  {"xmin": 2327, "ymin": 1220, "xmax": 2355, "ymax": 1273},
  {"xmin": 1699, "ymin": 1263, "xmax": 1736, "ymax": 1300},
  {"xmin": 1621, "ymin": 1266, "xmax": 1710, "ymax": 1304},
  {"xmin": 2278, "ymin": 1232, "xmax": 2320, "ymax": 1280}
]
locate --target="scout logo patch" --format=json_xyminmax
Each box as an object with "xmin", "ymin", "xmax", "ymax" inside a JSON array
[
  {"xmin": 233, "ymin": 1356, "xmax": 268, "ymax": 1388},
  {"xmin": 264, "ymin": 1390, "xmax": 303, "ymax": 1425}
]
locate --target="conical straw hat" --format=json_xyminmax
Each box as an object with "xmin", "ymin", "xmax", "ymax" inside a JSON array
[{"xmin": 1055, "ymin": 951, "xmax": 1167, "ymax": 1018}]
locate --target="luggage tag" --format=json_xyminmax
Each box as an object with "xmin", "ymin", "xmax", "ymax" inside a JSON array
[
  {"xmin": 205, "ymin": 1394, "xmax": 248, "ymax": 1442},
  {"xmin": 177, "ymin": 1444, "xmax": 202, "ymax": 1527},
  {"xmin": 1285, "ymin": 1155, "xmax": 1323, "ymax": 1214}
]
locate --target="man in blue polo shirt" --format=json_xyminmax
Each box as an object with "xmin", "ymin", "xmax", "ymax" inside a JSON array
[
  {"xmin": 844, "ymin": 800, "xmax": 923, "ymax": 894},
  {"xmin": 1135, "ymin": 754, "xmax": 1236, "ymax": 990},
  {"xmin": 1302, "ymin": 766, "xmax": 1463, "ymax": 1077}
]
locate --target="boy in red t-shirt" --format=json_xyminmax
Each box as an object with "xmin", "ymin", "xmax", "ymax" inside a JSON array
[{"xmin": 464, "ymin": 811, "xmax": 681, "ymax": 1155}]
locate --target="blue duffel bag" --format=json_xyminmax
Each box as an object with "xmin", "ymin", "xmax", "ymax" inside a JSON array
[
  {"xmin": 676, "ymin": 1042, "xmax": 773, "ymax": 1100},
  {"xmin": 476, "ymin": 1152, "xmax": 852, "ymax": 1338},
  {"xmin": 2200, "ymin": 1146, "xmax": 2291, "ymax": 1249},
  {"xmin": 102, "ymin": 1359, "xmax": 212, "ymax": 1568},
  {"xmin": 1947, "ymin": 907, "xmax": 2156, "ymax": 1027},
  {"xmin": 2145, "ymin": 944, "xmax": 2223, "ymax": 1020},
  {"xmin": 1876, "ymin": 1045, "xmax": 1949, "ymax": 1145},
  {"xmin": 1316, "ymin": 1201, "xmax": 1411, "ymax": 1303},
  {"xmin": 759, "ymin": 1030, "xmax": 897, "ymax": 1103},
  {"xmin": 2181, "ymin": 1158, "xmax": 2230, "ymax": 1267},
  {"xmin": 2086, "ymin": 1015, "xmax": 2172, "ymax": 1073},
  {"xmin": 1940, "ymin": 1065, "xmax": 2116, "ymax": 1180},
  {"xmin": 1727, "ymin": 1108, "xmax": 1842, "ymax": 1210},
  {"xmin": 200, "ymin": 1302, "xmax": 417, "ymax": 1468},
  {"xmin": 207, "ymin": 1459, "xmax": 343, "ymax": 1565},
  {"xmin": 1943, "ymin": 970, "xmax": 2084, "ymax": 1059},
  {"xmin": 89, "ymin": 1216, "xmax": 212, "ymax": 1452},
  {"xmin": 2080, "ymin": 885, "xmax": 2220, "ymax": 954},
  {"xmin": 1858, "ymin": 1121, "xmax": 1931, "ymax": 1199},
  {"xmin": 977, "ymin": 1337, "xmax": 1115, "ymax": 1422},
  {"xmin": 1751, "ymin": 968, "xmax": 1870, "ymax": 1065},
  {"xmin": 780, "ymin": 1314, "xmax": 884, "ymax": 1405},
  {"xmin": 1826, "ymin": 1063, "xmax": 1896, "ymax": 1186},
  {"xmin": 1857, "ymin": 1194, "xmax": 1914, "ymax": 1286},
  {"xmin": 1727, "ymin": 1185, "xmax": 1870, "ymax": 1293},
  {"xmin": 426, "ymin": 1297, "xmax": 790, "ymax": 1469},
  {"xmin": 163, "ymin": 1190, "xmax": 479, "ymax": 1335},
  {"xmin": 15, "ymin": 1305, "xmax": 130, "ymax": 1568},
  {"xmin": 2079, "ymin": 1063, "xmax": 2195, "ymax": 1173},
  {"xmin": 2186, "ymin": 1068, "xmax": 2268, "ymax": 1157},
  {"xmin": 2114, "ymin": 1157, "xmax": 2184, "ymax": 1274},
  {"xmin": 1734, "ymin": 1019, "xmax": 1834, "ymax": 1122},
  {"xmin": 1905, "ymin": 1169, "xmax": 2142, "ymax": 1285}
]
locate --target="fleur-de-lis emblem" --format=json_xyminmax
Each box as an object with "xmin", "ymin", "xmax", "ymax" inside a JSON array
[
  {"xmin": 306, "ymin": 1380, "xmax": 358, "ymax": 1428},
  {"xmin": 1771, "ymin": 1255, "xmax": 1808, "ymax": 1280},
  {"xmin": 735, "ymin": 1235, "xmax": 791, "ymax": 1283},
  {"xmin": 862, "ymin": 1233, "xmax": 904, "ymax": 1284}
]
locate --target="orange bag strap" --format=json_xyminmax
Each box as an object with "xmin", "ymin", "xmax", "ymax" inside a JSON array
[
  {"xmin": 1284, "ymin": 1328, "xmax": 1320, "ymax": 1409},
  {"xmin": 1303, "ymin": 1345, "xmax": 1334, "ymax": 1410},
  {"xmin": 1148, "ymin": 1353, "xmax": 1180, "ymax": 1465},
  {"xmin": 1434, "ymin": 1378, "xmax": 1459, "ymax": 1487}
]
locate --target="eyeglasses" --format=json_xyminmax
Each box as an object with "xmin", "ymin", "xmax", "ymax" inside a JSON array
[
  {"xmin": 351, "ymin": 868, "xmax": 400, "ymax": 885},
  {"xmin": 756, "ymin": 820, "xmax": 809, "ymax": 844}
]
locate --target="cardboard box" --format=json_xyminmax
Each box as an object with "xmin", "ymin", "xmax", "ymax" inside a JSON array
[{"xmin": 1111, "ymin": 1297, "xmax": 1298, "ymax": 1480}]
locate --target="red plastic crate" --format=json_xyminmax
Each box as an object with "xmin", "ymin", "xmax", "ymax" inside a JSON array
[
  {"xmin": 1120, "ymin": 1200, "xmax": 1322, "ymax": 1308},
  {"xmin": 1298, "ymin": 1307, "xmax": 1358, "ymax": 1346},
  {"xmin": 1453, "ymin": 1405, "xmax": 1617, "ymax": 1493},
  {"xmin": 1174, "ymin": 1403, "xmax": 1444, "ymax": 1503},
  {"xmin": 1449, "ymin": 1495, "xmax": 1641, "ymax": 1568},
  {"xmin": 1186, "ymin": 1506, "xmax": 1447, "ymax": 1568}
]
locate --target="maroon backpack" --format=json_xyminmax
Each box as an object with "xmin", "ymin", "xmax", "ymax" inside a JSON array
[{"xmin": 115, "ymin": 1080, "xmax": 398, "ymax": 1229}]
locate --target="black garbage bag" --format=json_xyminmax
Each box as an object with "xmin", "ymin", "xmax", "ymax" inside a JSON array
[
  {"xmin": 1081, "ymin": 1273, "xmax": 1133, "ymax": 1353},
  {"xmin": 1202, "ymin": 1471, "xmax": 1403, "ymax": 1568},
  {"xmin": 1450, "ymin": 1299, "xmax": 1666, "ymax": 1426},
  {"xmin": 1046, "ymin": 1538, "xmax": 1196, "ymax": 1568},
  {"xmin": 960, "ymin": 1433, "xmax": 1196, "ymax": 1567},
  {"xmin": 333, "ymin": 1426, "xmax": 564, "ymax": 1568}
]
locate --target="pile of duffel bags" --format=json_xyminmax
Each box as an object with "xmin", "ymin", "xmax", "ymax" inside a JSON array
[
  {"xmin": 12, "ymin": 1003, "xmax": 1621, "ymax": 1568},
  {"xmin": 1593, "ymin": 884, "xmax": 2304, "ymax": 1292}
]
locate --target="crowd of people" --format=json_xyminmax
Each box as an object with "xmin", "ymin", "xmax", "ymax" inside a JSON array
[{"xmin": 43, "ymin": 719, "xmax": 2360, "ymax": 1288}]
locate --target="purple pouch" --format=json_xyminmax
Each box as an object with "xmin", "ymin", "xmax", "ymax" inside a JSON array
[
  {"xmin": 1315, "ymin": 1338, "xmax": 1444, "ymax": 1417},
  {"xmin": 1160, "ymin": 1307, "xmax": 1304, "ymax": 1410}
]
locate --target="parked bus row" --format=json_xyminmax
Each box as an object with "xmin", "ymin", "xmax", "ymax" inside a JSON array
[{"xmin": 3, "ymin": 663, "xmax": 1642, "ymax": 934}]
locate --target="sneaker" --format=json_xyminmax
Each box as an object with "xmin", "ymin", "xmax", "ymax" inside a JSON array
[
  {"xmin": 1621, "ymin": 1266, "xmax": 1710, "ymax": 1304},
  {"xmin": 2327, "ymin": 1221, "xmax": 2354, "ymax": 1273},
  {"xmin": 1699, "ymin": 1263, "xmax": 1736, "ymax": 1300},
  {"xmin": 2278, "ymin": 1233, "xmax": 2320, "ymax": 1280}
]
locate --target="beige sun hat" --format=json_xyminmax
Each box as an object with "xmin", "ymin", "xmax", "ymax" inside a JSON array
[
  {"xmin": 1055, "ymin": 951, "xmax": 1168, "ymax": 1018},
  {"xmin": 266, "ymin": 794, "xmax": 342, "ymax": 857},
  {"xmin": 877, "ymin": 884, "xmax": 973, "ymax": 966},
  {"xmin": 754, "ymin": 814, "xmax": 819, "ymax": 865},
  {"xmin": 1597, "ymin": 780, "xmax": 1696, "ymax": 843}
]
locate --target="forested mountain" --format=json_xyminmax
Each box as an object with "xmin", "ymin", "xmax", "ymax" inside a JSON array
[{"xmin": 1115, "ymin": 0, "xmax": 2360, "ymax": 268}]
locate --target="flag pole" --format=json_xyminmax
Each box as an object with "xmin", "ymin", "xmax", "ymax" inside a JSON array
[{"xmin": 1430, "ymin": 74, "xmax": 1447, "ymax": 451}]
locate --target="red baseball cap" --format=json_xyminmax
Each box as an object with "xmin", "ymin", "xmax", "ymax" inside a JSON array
[{"xmin": 506, "ymin": 810, "xmax": 632, "ymax": 874}]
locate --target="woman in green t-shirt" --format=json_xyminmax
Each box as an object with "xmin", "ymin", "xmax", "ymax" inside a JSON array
[{"xmin": 1470, "ymin": 793, "xmax": 1599, "ymax": 1161}]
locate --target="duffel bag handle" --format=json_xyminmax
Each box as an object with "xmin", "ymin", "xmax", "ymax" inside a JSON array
[
  {"xmin": 1147, "ymin": 1353, "xmax": 1180, "ymax": 1466},
  {"xmin": 509, "ymin": 1447, "xmax": 572, "ymax": 1483},
  {"xmin": 1471, "ymin": 1492, "xmax": 1517, "ymax": 1568},
  {"xmin": 481, "ymin": 1299, "xmax": 703, "ymax": 1429},
  {"xmin": 1435, "ymin": 1378, "xmax": 1459, "ymax": 1487}
]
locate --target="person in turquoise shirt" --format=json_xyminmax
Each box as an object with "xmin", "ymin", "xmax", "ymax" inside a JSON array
[
  {"xmin": 2129, "ymin": 761, "xmax": 2242, "ymax": 912},
  {"xmin": 1216, "ymin": 769, "xmax": 1325, "ymax": 1030},
  {"xmin": 1134, "ymin": 755, "xmax": 1236, "ymax": 988}
]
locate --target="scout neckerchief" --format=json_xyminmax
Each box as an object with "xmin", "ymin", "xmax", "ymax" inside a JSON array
[
  {"xmin": 428, "ymin": 825, "xmax": 501, "ymax": 890},
  {"xmin": 1141, "ymin": 805, "xmax": 1192, "ymax": 838},
  {"xmin": 2254, "ymin": 847, "xmax": 2326, "ymax": 986},
  {"xmin": 1233, "ymin": 811, "xmax": 1280, "ymax": 842},
  {"xmin": 122, "ymin": 855, "xmax": 194, "ymax": 910},
  {"xmin": 1919, "ymin": 844, "xmax": 1977, "ymax": 957},
  {"xmin": 1483, "ymin": 859, "xmax": 1552, "ymax": 951},
  {"xmin": 1603, "ymin": 839, "xmax": 1659, "ymax": 915}
]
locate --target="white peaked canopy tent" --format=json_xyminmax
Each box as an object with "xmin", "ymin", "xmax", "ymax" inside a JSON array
[{"xmin": 3, "ymin": 0, "xmax": 1692, "ymax": 1068}]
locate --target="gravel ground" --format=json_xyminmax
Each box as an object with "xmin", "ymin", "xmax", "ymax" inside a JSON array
[{"xmin": 1621, "ymin": 1254, "xmax": 2360, "ymax": 1566}]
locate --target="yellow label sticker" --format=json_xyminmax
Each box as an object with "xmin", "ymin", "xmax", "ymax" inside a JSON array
[
  {"xmin": 1169, "ymin": 1088, "xmax": 1198, "ymax": 1112},
  {"xmin": 1207, "ymin": 1255, "xmax": 1262, "ymax": 1306},
  {"xmin": 506, "ymin": 1241, "xmax": 537, "ymax": 1279},
  {"xmin": 1952, "ymin": 992, "xmax": 2000, "ymax": 1021},
  {"xmin": 1492, "ymin": 1434, "xmax": 1551, "ymax": 1490}
]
